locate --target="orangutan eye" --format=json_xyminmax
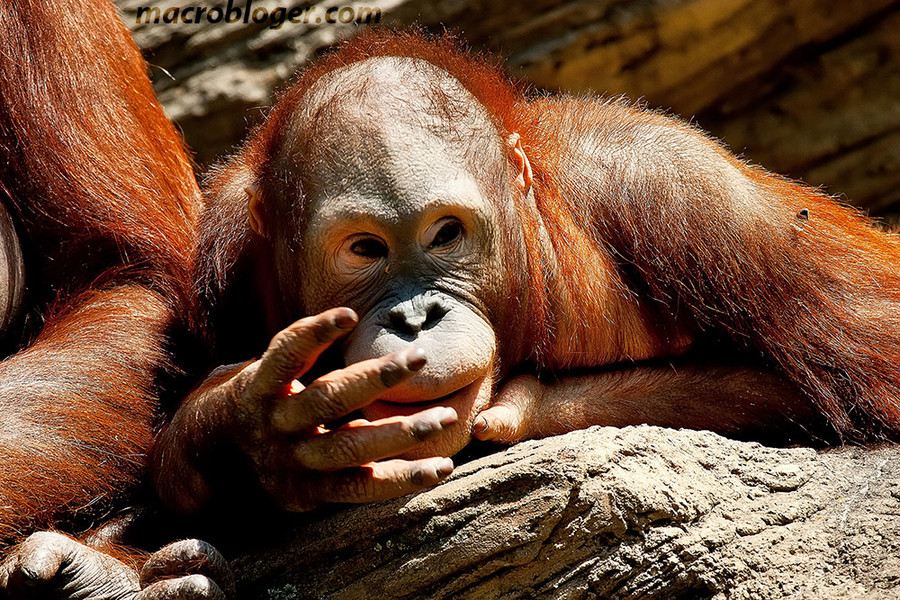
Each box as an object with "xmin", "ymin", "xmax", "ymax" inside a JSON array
[
  {"xmin": 429, "ymin": 219, "xmax": 463, "ymax": 249},
  {"xmin": 349, "ymin": 237, "xmax": 387, "ymax": 259}
]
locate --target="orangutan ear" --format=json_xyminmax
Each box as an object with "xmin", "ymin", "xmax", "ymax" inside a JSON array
[
  {"xmin": 246, "ymin": 182, "xmax": 265, "ymax": 237},
  {"xmin": 507, "ymin": 133, "xmax": 533, "ymax": 196}
]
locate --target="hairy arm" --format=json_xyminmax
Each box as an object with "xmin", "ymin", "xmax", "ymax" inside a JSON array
[
  {"xmin": 0, "ymin": 285, "xmax": 176, "ymax": 544},
  {"xmin": 476, "ymin": 364, "xmax": 822, "ymax": 445},
  {"xmin": 518, "ymin": 96, "xmax": 900, "ymax": 439}
]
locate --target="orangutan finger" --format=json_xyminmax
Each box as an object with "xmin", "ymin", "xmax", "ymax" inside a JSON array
[
  {"xmin": 310, "ymin": 457, "xmax": 455, "ymax": 505},
  {"xmin": 293, "ymin": 406, "xmax": 458, "ymax": 470},
  {"xmin": 249, "ymin": 307, "xmax": 358, "ymax": 400},
  {"xmin": 270, "ymin": 347, "xmax": 426, "ymax": 432}
]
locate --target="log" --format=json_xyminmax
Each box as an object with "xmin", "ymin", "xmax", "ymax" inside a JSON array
[{"xmin": 229, "ymin": 426, "xmax": 900, "ymax": 599}]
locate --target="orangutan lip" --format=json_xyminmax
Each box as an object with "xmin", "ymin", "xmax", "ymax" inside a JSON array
[
  {"xmin": 365, "ymin": 377, "xmax": 487, "ymax": 422},
  {"xmin": 377, "ymin": 380, "xmax": 477, "ymax": 406},
  {"xmin": 378, "ymin": 390, "xmax": 462, "ymax": 406}
]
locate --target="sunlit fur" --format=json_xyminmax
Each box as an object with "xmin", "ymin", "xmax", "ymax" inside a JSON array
[
  {"xmin": 0, "ymin": 0, "xmax": 199, "ymax": 546},
  {"xmin": 200, "ymin": 29, "xmax": 900, "ymax": 448}
]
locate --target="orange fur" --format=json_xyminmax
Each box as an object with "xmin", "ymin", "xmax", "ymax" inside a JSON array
[
  {"xmin": 199, "ymin": 29, "xmax": 900, "ymax": 448},
  {"xmin": 0, "ymin": 0, "xmax": 199, "ymax": 547}
]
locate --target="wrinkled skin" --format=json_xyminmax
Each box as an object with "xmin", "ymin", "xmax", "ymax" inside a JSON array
[
  {"xmin": 0, "ymin": 533, "xmax": 232, "ymax": 600},
  {"xmin": 153, "ymin": 308, "xmax": 457, "ymax": 515},
  {"xmin": 285, "ymin": 59, "xmax": 511, "ymax": 459}
]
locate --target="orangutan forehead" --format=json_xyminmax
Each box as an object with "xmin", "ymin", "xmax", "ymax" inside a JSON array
[
  {"xmin": 281, "ymin": 57, "xmax": 500, "ymax": 155},
  {"xmin": 267, "ymin": 56, "xmax": 508, "ymax": 196},
  {"xmin": 306, "ymin": 57, "xmax": 491, "ymax": 121}
]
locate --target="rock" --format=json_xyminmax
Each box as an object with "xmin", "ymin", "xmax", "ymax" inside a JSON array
[
  {"xmin": 229, "ymin": 426, "xmax": 900, "ymax": 599},
  {"xmin": 114, "ymin": 0, "xmax": 900, "ymax": 219}
]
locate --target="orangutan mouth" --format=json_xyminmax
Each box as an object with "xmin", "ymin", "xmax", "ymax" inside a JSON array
[{"xmin": 366, "ymin": 378, "xmax": 484, "ymax": 419}]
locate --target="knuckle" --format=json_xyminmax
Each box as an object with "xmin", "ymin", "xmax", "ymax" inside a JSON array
[
  {"xmin": 24, "ymin": 531, "xmax": 64, "ymax": 546},
  {"xmin": 264, "ymin": 329, "xmax": 311, "ymax": 369},
  {"xmin": 328, "ymin": 433, "xmax": 364, "ymax": 466},
  {"xmin": 264, "ymin": 342, "xmax": 300, "ymax": 374},
  {"xmin": 153, "ymin": 538, "xmax": 210, "ymax": 564},
  {"xmin": 234, "ymin": 363, "xmax": 260, "ymax": 399},
  {"xmin": 180, "ymin": 573, "xmax": 214, "ymax": 592},
  {"xmin": 18, "ymin": 531, "xmax": 69, "ymax": 560},
  {"xmin": 160, "ymin": 574, "xmax": 223, "ymax": 600},
  {"xmin": 237, "ymin": 360, "xmax": 260, "ymax": 383},
  {"xmin": 378, "ymin": 361, "xmax": 408, "ymax": 388},
  {"xmin": 283, "ymin": 313, "xmax": 338, "ymax": 346},
  {"xmin": 176, "ymin": 538, "xmax": 211, "ymax": 558},
  {"xmin": 303, "ymin": 381, "xmax": 342, "ymax": 419},
  {"xmin": 266, "ymin": 329, "xmax": 293, "ymax": 357}
]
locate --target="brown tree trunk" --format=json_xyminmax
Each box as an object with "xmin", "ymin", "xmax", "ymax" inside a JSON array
[{"xmin": 230, "ymin": 426, "xmax": 900, "ymax": 599}]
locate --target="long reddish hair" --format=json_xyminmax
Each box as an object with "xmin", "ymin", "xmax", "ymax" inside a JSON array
[{"xmin": 201, "ymin": 28, "xmax": 900, "ymax": 440}]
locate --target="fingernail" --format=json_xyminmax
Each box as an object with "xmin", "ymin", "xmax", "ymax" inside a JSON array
[
  {"xmin": 333, "ymin": 309, "xmax": 357, "ymax": 330},
  {"xmin": 406, "ymin": 347, "xmax": 427, "ymax": 371},
  {"xmin": 472, "ymin": 415, "xmax": 487, "ymax": 434},
  {"xmin": 436, "ymin": 458, "xmax": 454, "ymax": 478},
  {"xmin": 438, "ymin": 407, "xmax": 458, "ymax": 427}
]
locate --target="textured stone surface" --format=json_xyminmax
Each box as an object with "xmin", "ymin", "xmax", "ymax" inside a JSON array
[
  {"xmin": 115, "ymin": 0, "xmax": 900, "ymax": 220},
  {"xmin": 227, "ymin": 426, "xmax": 900, "ymax": 599}
]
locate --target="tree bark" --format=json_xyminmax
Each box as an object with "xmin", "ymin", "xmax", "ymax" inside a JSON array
[
  {"xmin": 115, "ymin": 0, "xmax": 900, "ymax": 219},
  {"xmin": 229, "ymin": 426, "xmax": 900, "ymax": 599}
]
